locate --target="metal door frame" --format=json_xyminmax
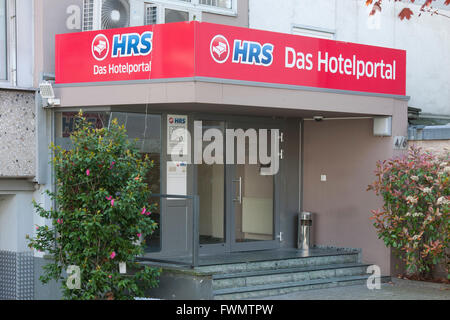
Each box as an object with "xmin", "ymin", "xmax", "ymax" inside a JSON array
[{"xmin": 192, "ymin": 113, "xmax": 284, "ymax": 254}]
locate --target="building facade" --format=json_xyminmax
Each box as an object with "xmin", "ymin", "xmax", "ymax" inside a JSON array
[
  {"xmin": 250, "ymin": 0, "xmax": 450, "ymax": 155},
  {"xmin": 0, "ymin": 0, "xmax": 447, "ymax": 299},
  {"xmin": 250, "ymin": 0, "xmax": 450, "ymax": 120},
  {"xmin": 0, "ymin": 0, "xmax": 37, "ymax": 300}
]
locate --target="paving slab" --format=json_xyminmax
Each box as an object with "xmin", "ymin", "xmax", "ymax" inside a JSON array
[{"xmin": 258, "ymin": 278, "xmax": 450, "ymax": 300}]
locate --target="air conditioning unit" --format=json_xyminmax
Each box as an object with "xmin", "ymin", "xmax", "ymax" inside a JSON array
[
  {"xmin": 83, "ymin": 0, "xmax": 131, "ymax": 30},
  {"xmin": 83, "ymin": 0, "xmax": 201, "ymax": 31}
]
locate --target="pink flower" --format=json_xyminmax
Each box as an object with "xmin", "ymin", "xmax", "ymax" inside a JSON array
[
  {"xmin": 86, "ymin": 169, "xmax": 90, "ymax": 176},
  {"xmin": 141, "ymin": 207, "xmax": 146, "ymax": 215},
  {"xmin": 146, "ymin": 211, "xmax": 151, "ymax": 216},
  {"xmin": 108, "ymin": 275, "xmax": 112, "ymax": 279},
  {"xmin": 36, "ymin": 226, "xmax": 39, "ymax": 230},
  {"xmin": 137, "ymin": 233, "xmax": 142, "ymax": 238},
  {"xmin": 57, "ymin": 219, "xmax": 63, "ymax": 224},
  {"xmin": 106, "ymin": 196, "xmax": 115, "ymax": 206},
  {"xmin": 110, "ymin": 251, "xmax": 116, "ymax": 259},
  {"xmin": 110, "ymin": 161, "xmax": 116, "ymax": 169}
]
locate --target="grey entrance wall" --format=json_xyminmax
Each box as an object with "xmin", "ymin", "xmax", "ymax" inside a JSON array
[{"xmin": 302, "ymin": 101, "xmax": 408, "ymax": 275}]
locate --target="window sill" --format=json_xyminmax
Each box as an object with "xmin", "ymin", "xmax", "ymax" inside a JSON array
[
  {"xmin": 0, "ymin": 83, "xmax": 36, "ymax": 92},
  {"xmin": 160, "ymin": 0, "xmax": 237, "ymax": 17},
  {"xmin": 197, "ymin": 6, "xmax": 237, "ymax": 17}
]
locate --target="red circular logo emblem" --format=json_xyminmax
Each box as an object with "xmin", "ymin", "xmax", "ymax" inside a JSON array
[
  {"xmin": 168, "ymin": 117, "xmax": 174, "ymax": 124},
  {"xmin": 91, "ymin": 34, "xmax": 110, "ymax": 61},
  {"xmin": 210, "ymin": 35, "xmax": 230, "ymax": 64}
]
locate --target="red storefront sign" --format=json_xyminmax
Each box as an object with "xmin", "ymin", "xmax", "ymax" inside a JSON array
[{"xmin": 55, "ymin": 21, "xmax": 406, "ymax": 96}]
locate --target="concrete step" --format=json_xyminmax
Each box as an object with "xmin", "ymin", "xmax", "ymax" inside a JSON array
[
  {"xmin": 195, "ymin": 252, "xmax": 359, "ymax": 275},
  {"xmin": 212, "ymin": 263, "xmax": 371, "ymax": 290},
  {"xmin": 213, "ymin": 275, "xmax": 391, "ymax": 300}
]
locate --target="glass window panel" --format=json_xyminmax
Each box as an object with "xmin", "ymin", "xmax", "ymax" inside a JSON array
[
  {"xmin": 55, "ymin": 111, "xmax": 109, "ymax": 149},
  {"xmin": 199, "ymin": 0, "xmax": 232, "ymax": 9},
  {"xmin": 110, "ymin": 112, "xmax": 162, "ymax": 252},
  {"xmin": 0, "ymin": 0, "xmax": 7, "ymax": 80},
  {"xmin": 198, "ymin": 121, "xmax": 225, "ymax": 246},
  {"xmin": 234, "ymin": 129, "xmax": 274, "ymax": 243},
  {"xmin": 164, "ymin": 8, "xmax": 189, "ymax": 23}
]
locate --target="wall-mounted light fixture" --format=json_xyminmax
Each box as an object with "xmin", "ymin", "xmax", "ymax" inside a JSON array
[
  {"xmin": 39, "ymin": 81, "xmax": 60, "ymax": 107},
  {"xmin": 373, "ymin": 116, "xmax": 392, "ymax": 137}
]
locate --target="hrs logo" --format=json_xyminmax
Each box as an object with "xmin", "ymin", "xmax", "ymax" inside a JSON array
[
  {"xmin": 232, "ymin": 40, "xmax": 274, "ymax": 67},
  {"xmin": 92, "ymin": 31, "xmax": 153, "ymax": 61},
  {"xmin": 112, "ymin": 31, "xmax": 153, "ymax": 57},
  {"xmin": 210, "ymin": 35, "xmax": 274, "ymax": 67}
]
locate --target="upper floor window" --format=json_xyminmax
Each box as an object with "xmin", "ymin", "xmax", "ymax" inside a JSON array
[
  {"xmin": 172, "ymin": 0, "xmax": 232, "ymax": 9},
  {"xmin": 0, "ymin": 0, "xmax": 7, "ymax": 80},
  {"xmin": 199, "ymin": 0, "xmax": 232, "ymax": 9},
  {"xmin": 0, "ymin": 0, "xmax": 16, "ymax": 85}
]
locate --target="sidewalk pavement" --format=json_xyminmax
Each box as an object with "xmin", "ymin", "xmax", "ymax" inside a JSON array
[{"xmin": 260, "ymin": 278, "xmax": 450, "ymax": 300}]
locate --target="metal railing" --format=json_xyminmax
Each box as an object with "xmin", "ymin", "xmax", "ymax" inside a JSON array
[{"xmin": 137, "ymin": 193, "xmax": 200, "ymax": 268}]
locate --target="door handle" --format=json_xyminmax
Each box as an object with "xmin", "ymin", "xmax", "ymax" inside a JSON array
[{"xmin": 232, "ymin": 177, "xmax": 242, "ymax": 204}]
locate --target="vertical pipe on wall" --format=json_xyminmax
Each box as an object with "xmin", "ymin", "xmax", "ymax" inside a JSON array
[
  {"xmin": 299, "ymin": 119, "xmax": 304, "ymax": 213},
  {"xmin": 192, "ymin": 194, "xmax": 200, "ymax": 268},
  {"xmin": 8, "ymin": 0, "xmax": 17, "ymax": 86}
]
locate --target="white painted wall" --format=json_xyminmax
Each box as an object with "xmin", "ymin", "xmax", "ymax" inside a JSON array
[
  {"xmin": 249, "ymin": 0, "xmax": 450, "ymax": 116},
  {"xmin": 0, "ymin": 192, "xmax": 35, "ymax": 252},
  {"xmin": 0, "ymin": 195, "xmax": 17, "ymax": 251}
]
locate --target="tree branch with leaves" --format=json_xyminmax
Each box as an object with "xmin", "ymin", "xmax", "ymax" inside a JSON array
[{"xmin": 366, "ymin": 0, "xmax": 450, "ymax": 20}]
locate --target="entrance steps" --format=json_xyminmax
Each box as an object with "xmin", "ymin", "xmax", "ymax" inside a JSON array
[
  {"xmin": 142, "ymin": 249, "xmax": 391, "ymax": 300},
  {"xmin": 192, "ymin": 252, "xmax": 390, "ymax": 300}
]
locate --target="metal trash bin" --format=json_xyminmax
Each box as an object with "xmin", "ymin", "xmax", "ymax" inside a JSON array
[{"xmin": 298, "ymin": 212, "xmax": 313, "ymax": 250}]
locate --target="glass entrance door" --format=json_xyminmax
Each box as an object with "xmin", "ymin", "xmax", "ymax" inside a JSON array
[
  {"xmin": 233, "ymin": 162, "xmax": 275, "ymax": 244},
  {"xmin": 197, "ymin": 119, "xmax": 281, "ymax": 253},
  {"xmin": 228, "ymin": 123, "xmax": 280, "ymax": 251},
  {"xmin": 198, "ymin": 121, "xmax": 226, "ymax": 253}
]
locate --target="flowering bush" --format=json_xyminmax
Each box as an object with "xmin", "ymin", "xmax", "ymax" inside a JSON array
[
  {"xmin": 28, "ymin": 112, "xmax": 160, "ymax": 299},
  {"xmin": 368, "ymin": 147, "xmax": 449, "ymax": 279}
]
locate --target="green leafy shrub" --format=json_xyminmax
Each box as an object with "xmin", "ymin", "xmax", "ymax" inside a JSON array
[
  {"xmin": 368, "ymin": 147, "xmax": 449, "ymax": 279},
  {"xmin": 28, "ymin": 112, "xmax": 160, "ymax": 299}
]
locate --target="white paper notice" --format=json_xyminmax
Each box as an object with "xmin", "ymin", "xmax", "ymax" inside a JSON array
[
  {"xmin": 119, "ymin": 262, "xmax": 126, "ymax": 274},
  {"xmin": 167, "ymin": 114, "xmax": 188, "ymax": 156},
  {"xmin": 167, "ymin": 161, "xmax": 187, "ymax": 199}
]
